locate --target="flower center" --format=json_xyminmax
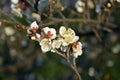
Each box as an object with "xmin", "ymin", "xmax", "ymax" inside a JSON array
[
  {"xmin": 47, "ymin": 31, "xmax": 53, "ymax": 37},
  {"xmin": 40, "ymin": 35, "xmax": 44, "ymax": 39},
  {"xmin": 73, "ymin": 42, "xmax": 79, "ymax": 49},
  {"xmin": 32, "ymin": 27, "xmax": 37, "ymax": 33}
]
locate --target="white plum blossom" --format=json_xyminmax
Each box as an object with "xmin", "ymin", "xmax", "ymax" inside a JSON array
[
  {"xmin": 30, "ymin": 21, "xmax": 39, "ymax": 33},
  {"xmin": 59, "ymin": 26, "xmax": 79, "ymax": 46},
  {"xmin": 75, "ymin": 0, "xmax": 85, "ymax": 13},
  {"xmin": 11, "ymin": 0, "xmax": 19, "ymax": 4},
  {"xmin": 52, "ymin": 39, "xmax": 62, "ymax": 49},
  {"xmin": 11, "ymin": 4, "xmax": 23, "ymax": 17},
  {"xmin": 30, "ymin": 21, "xmax": 39, "ymax": 29},
  {"xmin": 27, "ymin": 21, "xmax": 39, "ymax": 34},
  {"xmin": 10, "ymin": 0, "xmax": 23, "ymax": 17},
  {"xmin": 42, "ymin": 27, "xmax": 56, "ymax": 39},
  {"xmin": 39, "ymin": 38, "xmax": 51, "ymax": 52},
  {"xmin": 59, "ymin": 26, "xmax": 75, "ymax": 37},
  {"xmin": 62, "ymin": 35, "xmax": 79, "ymax": 46},
  {"xmin": 39, "ymin": 27, "xmax": 57, "ymax": 52},
  {"xmin": 72, "ymin": 42, "xmax": 82, "ymax": 58},
  {"xmin": 27, "ymin": 21, "xmax": 42, "ymax": 41}
]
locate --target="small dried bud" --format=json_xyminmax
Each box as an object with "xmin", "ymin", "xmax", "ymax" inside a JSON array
[{"xmin": 21, "ymin": 25, "xmax": 26, "ymax": 30}]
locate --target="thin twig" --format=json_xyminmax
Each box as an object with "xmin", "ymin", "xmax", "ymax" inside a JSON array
[
  {"xmin": 55, "ymin": 50, "xmax": 82, "ymax": 80},
  {"xmin": 66, "ymin": 57, "xmax": 82, "ymax": 80},
  {"xmin": 40, "ymin": 17, "xmax": 116, "ymax": 28}
]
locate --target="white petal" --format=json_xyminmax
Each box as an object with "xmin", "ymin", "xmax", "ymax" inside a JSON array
[
  {"xmin": 68, "ymin": 28, "xmax": 75, "ymax": 36},
  {"xmin": 78, "ymin": 50, "xmax": 83, "ymax": 56},
  {"xmin": 39, "ymin": 38, "xmax": 51, "ymax": 52},
  {"xmin": 11, "ymin": 7, "xmax": 23, "ymax": 17},
  {"xmin": 49, "ymin": 28, "xmax": 56, "ymax": 39},
  {"xmin": 52, "ymin": 40, "xmax": 61, "ymax": 49},
  {"xmin": 27, "ymin": 28, "xmax": 32, "ymax": 34},
  {"xmin": 62, "ymin": 42, "xmax": 69, "ymax": 46},
  {"xmin": 59, "ymin": 26, "xmax": 75, "ymax": 37},
  {"xmin": 63, "ymin": 35, "xmax": 79, "ymax": 45},
  {"xmin": 75, "ymin": 0, "xmax": 85, "ymax": 13},
  {"xmin": 77, "ymin": 7, "xmax": 84, "ymax": 13},
  {"xmin": 59, "ymin": 26, "xmax": 66, "ymax": 36},
  {"xmin": 36, "ymin": 33, "xmax": 41, "ymax": 39},
  {"xmin": 73, "ymin": 49, "xmax": 82, "ymax": 58},
  {"xmin": 41, "ymin": 45, "xmax": 51, "ymax": 52},
  {"xmin": 30, "ymin": 21, "xmax": 39, "ymax": 29},
  {"xmin": 72, "ymin": 42, "xmax": 82, "ymax": 52},
  {"xmin": 78, "ymin": 42, "xmax": 82, "ymax": 47},
  {"xmin": 75, "ymin": 0, "xmax": 85, "ymax": 7},
  {"xmin": 70, "ymin": 36, "xmax": 79, "ymax": 43},
  {"xmin": 39, "ymin": 38, "xmax": 50, "ymax": 46},
  {"xmin": 11, "ymin": 4, "xmax": 16, "ymax": 9},
  {"xmin": 42, "ymin": 27, "xmax": 56, "ymax": 39},
  {"xmin": 73, "ymin": 52, "xmax": 79, "ymax": 58},
  {"xmin": 42, "ymin": 27, "xmax": 49, "ymax": 34}
]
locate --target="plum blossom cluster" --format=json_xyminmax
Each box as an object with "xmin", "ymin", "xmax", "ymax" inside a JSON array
[
  {"xmin": 11, "ymin": 0, "xmax": 23, "ymax": 17},
  {"xmin": 27, "ymin": 21, "xmax": 83, "ymax": 58},
  {"xmin": 75, "ymin": 0, "xmax": 119, "ymax": 14}
]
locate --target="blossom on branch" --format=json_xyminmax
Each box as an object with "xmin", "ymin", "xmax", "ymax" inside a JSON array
[
  {"xmin": 27, "ymin": 21, "xmax": 83, "ymax": 58},
  {"xmin": 75, "ymin": 0, "xmax": 85, "ymax": 13},
  {"xmin": 11, "ymin": 0, "xmax": 23, "ymax": 17},
  {"xmin": 42, "ymin": 27, "xmax": 56, "ymax": 39},
  {"xmin": 39, "ymin": 38, "xmax": 52, "ymax": 52},
  {"xmin": 59, "ymin": 26, "xmax": 79, "ymax": 46},
  {"xmin": 52, "ymin": 39, "xmax": 62, "ymax": 49},
  {"xmin": 59, "ymin": 26, "xmax": 75, "ymax": 37},
  {"xmin": 30, "ymin": 21, "xmax": 39, "ymax": 33},
  {"xmin": 72, "ymin": 42, "xmax": 82, "ymax": 58}
]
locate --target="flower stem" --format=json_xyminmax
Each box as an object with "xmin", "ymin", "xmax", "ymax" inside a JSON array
[
  {"xmin": 55, "ymin": 50, "xmax": 82, "ymax": 80},
  {"xmin": 66, "ymin": 58, "xmax": 82, "ymax": 80}
]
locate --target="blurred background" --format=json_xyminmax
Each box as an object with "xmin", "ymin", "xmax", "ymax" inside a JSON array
[{"xmin": 0, "ymin": 0, "xmax": 120, "ymax": 80}]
